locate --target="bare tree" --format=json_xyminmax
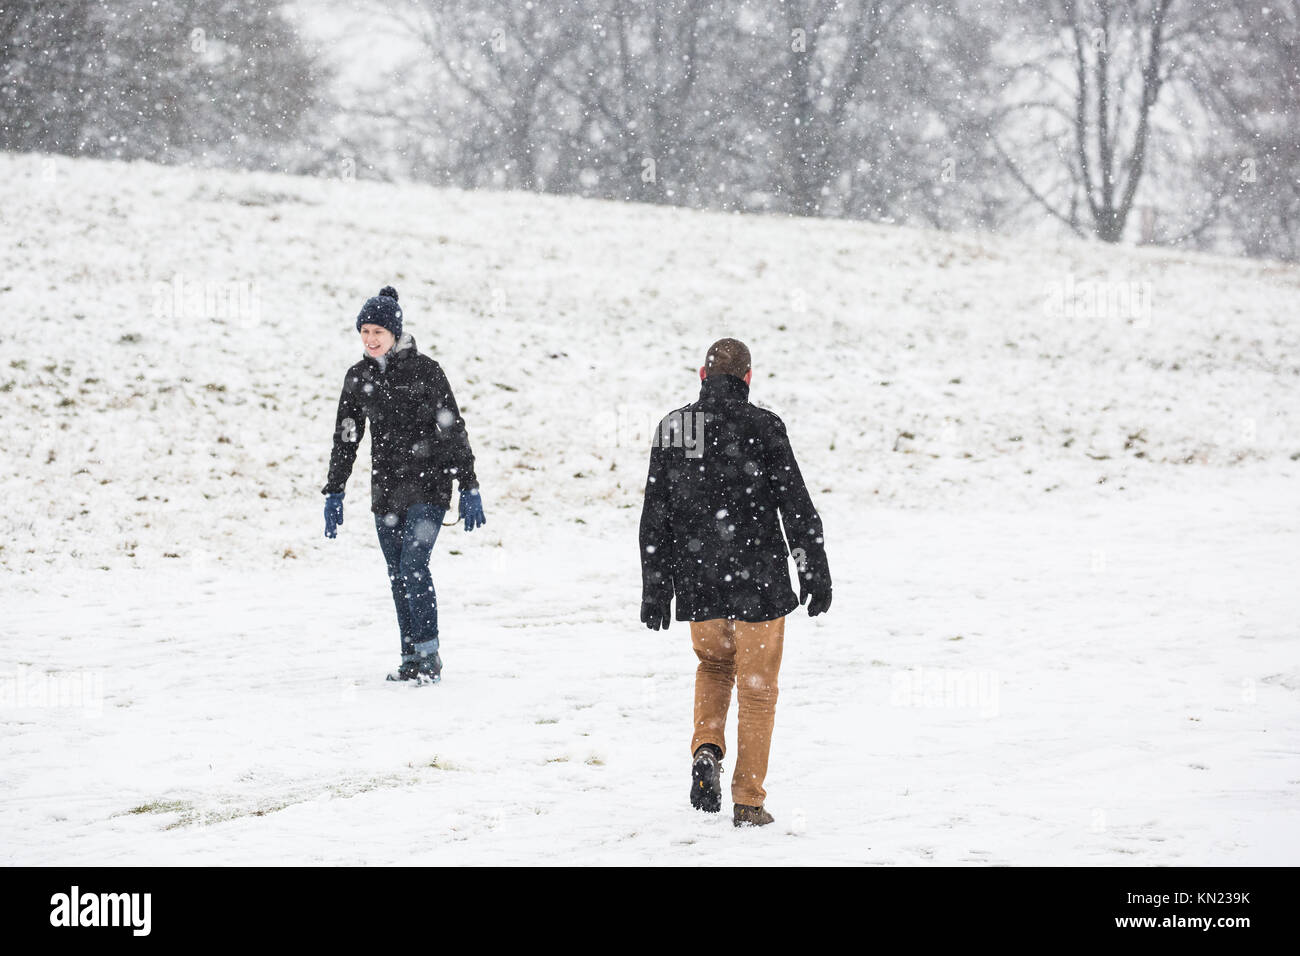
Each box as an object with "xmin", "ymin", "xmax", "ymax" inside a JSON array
[
  {"xmin": 992, "ymin": 0, "xmax": 1178, "ymax": 242},
  {"xmin": 837, "ymin": 0, "xmax": 1005, "ymax": 230},
  {"xmin": 553, "ymin": 0, "xmax": 710, "ymax": 205},
  {"xmin": 1183, "ymin": 0, "xmax": 1300, "ymax": 259},
  {"xmin": 752, "ymin": 0, "xmax": 915, "ymax": 217},
  {"xmin": 1, "ymin": 0, "xmax": 321, "ymax": 164},
  {"xmin": 1, "ymin": 0, "xmax": 97, "ymax": 153},
  {"xmin": 383, "ymin": 0, "xmax": 583, "ymax": 191},
  {"xmin": 340, "ymin": 0, "xmax": 1295, "ymax": 260}
]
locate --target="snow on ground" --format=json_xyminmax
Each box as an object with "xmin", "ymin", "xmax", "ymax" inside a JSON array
[{"xmin": 0, "ymin": 152, "xmax": 1297, "ymax": 864}]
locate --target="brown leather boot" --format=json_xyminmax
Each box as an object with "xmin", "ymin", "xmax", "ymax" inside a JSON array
[{"xmin": 733, "ymin": 803, "xmax": 775, "ymax": 827}]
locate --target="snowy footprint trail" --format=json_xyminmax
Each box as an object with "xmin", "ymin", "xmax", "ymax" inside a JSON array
[{"xmin": 3, "ymin": 475, "xmax": 1294, "ymax": 865}]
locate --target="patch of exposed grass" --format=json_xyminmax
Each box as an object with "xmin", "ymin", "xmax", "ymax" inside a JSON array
[{"xmin": 123, "ymin": 799, "xmax": 190, "ymax": 816}]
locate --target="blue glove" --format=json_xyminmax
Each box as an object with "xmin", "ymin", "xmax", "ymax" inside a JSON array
[
  {"xmin": 458, "ymin": 487, "xmax": 485, "ymax": 532},
  {"xmin": 324, "ymin": 493, "xmax": 345, "ymax": 539}
]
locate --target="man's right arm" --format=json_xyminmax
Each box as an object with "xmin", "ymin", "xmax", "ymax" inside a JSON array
[{"xmin": 638, "ymin": 431, "xmax": 674, "ymax": 628}]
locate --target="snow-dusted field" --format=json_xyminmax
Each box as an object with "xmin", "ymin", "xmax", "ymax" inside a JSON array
[{"xmin": 1, "ymin": 152, "xmax": 1297, "ymax": 864}]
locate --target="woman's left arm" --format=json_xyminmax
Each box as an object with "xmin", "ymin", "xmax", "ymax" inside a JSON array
[{"xmin": 423, "ymin": 359, "xmax": 479, "ymax": 491}]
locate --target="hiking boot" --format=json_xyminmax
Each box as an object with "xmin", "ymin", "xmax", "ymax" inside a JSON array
[
  {"xmin": 690, "ymin": 744, "xmax": 723, "ymax": 813},
  {"xmin": 386, "ymin": 661, "xmax": 418, "ymax": 682},
  {"xmin": 733, "ymin": 803, "xmax": 774, "ymax": 828},
  {"xmin": 414, "ymin": 652, "xmax": 442, "ymax": 684}
]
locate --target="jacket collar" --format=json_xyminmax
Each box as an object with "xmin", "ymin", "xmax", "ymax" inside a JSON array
[{"xmin": 698, "ymin": 373, "xmax": 750, "ymax": 404}]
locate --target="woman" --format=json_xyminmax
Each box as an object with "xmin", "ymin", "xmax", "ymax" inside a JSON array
[{"xmin": 322, "ymin": 286, "xmax": 485, "ymax": 684}]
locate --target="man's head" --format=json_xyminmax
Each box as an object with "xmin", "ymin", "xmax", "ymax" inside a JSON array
[{"xmin": 700, "ymin": 338, "xmax": 752, "ymax": 384}]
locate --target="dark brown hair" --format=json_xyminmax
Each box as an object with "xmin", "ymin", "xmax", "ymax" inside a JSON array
[{"xmin": 704, "ymin": 338, "xmax": 751, "ymax": 379}]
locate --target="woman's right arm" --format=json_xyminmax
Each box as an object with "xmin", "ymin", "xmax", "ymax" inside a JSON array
[{"xmin": 321, "ymin": 371, "xmax": 366, "ymax": 496}]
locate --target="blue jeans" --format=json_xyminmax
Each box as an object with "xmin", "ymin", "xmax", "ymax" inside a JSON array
[{"xmin": 375, "ymin": 503, "xmax": 446, "ymax": 662}]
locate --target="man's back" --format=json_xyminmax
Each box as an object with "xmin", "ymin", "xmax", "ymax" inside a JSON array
[
  {"xmin": 640, "ymin": 338, "xmax": 831, "ymax": 825},
  {"xmin": 639, "ymin": 372, "xmax": 830, "ymax": 623}
]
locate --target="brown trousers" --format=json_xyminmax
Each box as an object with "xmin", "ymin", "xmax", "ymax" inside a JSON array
[{"xmin": 690, "ymin": 616, "xmax": 785, "ymax": 807}]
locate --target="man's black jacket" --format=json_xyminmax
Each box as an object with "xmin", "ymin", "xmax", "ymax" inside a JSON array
[
  {"xmin": 322, "ymin": 334, "xmax": 478, "ymax": 516},
  {"xmin": 638, "ymin": 373, "xmax": 830, "ymax": 622}
]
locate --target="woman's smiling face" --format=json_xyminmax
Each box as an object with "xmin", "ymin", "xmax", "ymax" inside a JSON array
[{"xmin": 360, "ymin": 323, "xmax": 395, "ymax": 358}]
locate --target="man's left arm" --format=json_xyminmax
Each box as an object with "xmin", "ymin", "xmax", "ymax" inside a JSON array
[{"xmin": 765, "ymin": 414, "xmax": 832, "ymax": 615}]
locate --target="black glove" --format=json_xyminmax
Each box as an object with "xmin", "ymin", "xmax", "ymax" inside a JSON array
[
  {"xmin": 641, "ymin": 596, "xmax": 671, "ymax": 631},
  {"xmin": 799, "ymin": 580, "xmax": 832, "ymax": 618}
]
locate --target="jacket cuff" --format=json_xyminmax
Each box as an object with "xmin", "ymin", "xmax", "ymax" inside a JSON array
[{"xmin": 642, "ymin": 573, "xmax": 672, "ymax": 602}]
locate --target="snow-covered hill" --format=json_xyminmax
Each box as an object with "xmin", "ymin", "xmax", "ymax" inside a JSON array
[
  {"xmin": 2, "ymin": 151, "xmax": 1296, "ymax": 573},
  {"xmin": 1, "ymin": 152, "xmax": 1296, "ymax": 865}
]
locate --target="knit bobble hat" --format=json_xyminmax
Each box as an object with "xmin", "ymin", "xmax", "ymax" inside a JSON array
[{"xmin": 356, "ymin": 285, "xmax": 403, "ymax": 339}]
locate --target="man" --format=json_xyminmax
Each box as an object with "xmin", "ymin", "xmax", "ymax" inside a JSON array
[{"xmin": 639, "ymin": 338, "xmax": 832, "ymax": 827}]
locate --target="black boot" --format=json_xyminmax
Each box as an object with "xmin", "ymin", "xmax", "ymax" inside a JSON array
[
  {"xmin": 691, "ymin": 744, "xmax": 723, "ymax": 813},
  {"xmin": 386, "ymin": 660, "xmax": 418, "ymax": 682},
  {"xmin": 414, "ymin": 652, "xmax": 442, "ymax": 684}
]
